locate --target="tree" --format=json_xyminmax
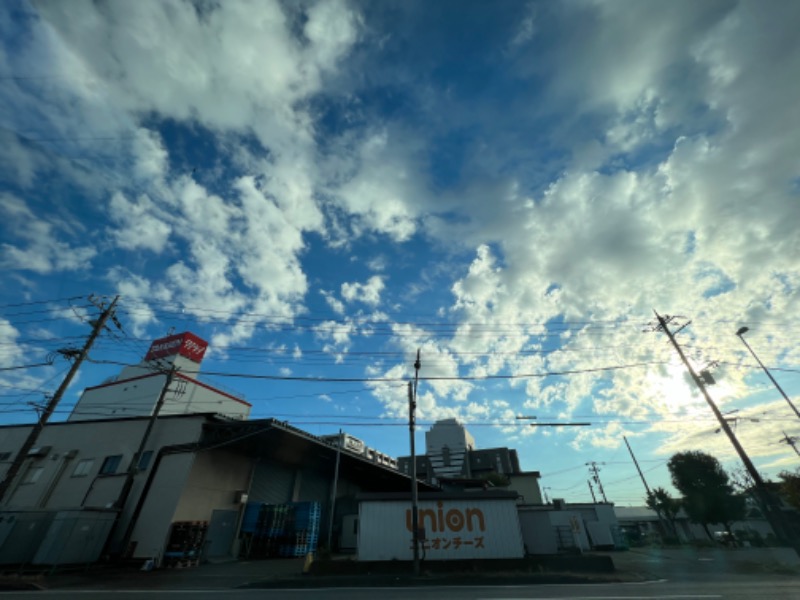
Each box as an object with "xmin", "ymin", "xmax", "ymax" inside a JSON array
[
  {"xmin": 777, "ymin": 469, "xmax": 800, "ymax": 511},
  {"xmin": 667, "ymin": 451, "xmax": 746, "ymax": 540},
  {"xmin": 646, "ymin": 486, "xmax": 682, "ymax": 539}
]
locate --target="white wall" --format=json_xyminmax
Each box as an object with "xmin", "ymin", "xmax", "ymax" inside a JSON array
[
  {"xmin": 128, "ymin": 452, "xmax": 196, "ymax": 560},
  {"xmin": 69, "ymin": 374, "xmax": 250, "ymax": 422},
  {"xmin": 547, "ymin": 510, "xmax": 591, "ymax": 551},
  {"xmin": 0, "ymin": 415, "xmax": 208, "ymax": 558},
  {"xmin": 508, "ymin": 473, "xmax": 543, "ymax": 505},
  {"xmin": 69, "ymin": 374, "xmax": 167, "ymax": 421},
  {"xmin": 518, "ymin": 509, "xmax": 558, "ymax": 554},
  {"xmin": 160, "ymin": 378, "xmax": 250, "ymax": 420},
  {"xmin": 172, "ymin": 449, "xmax": 252, "ymax": 521},
  {"xmin": 358, "ymin": 497, "xmax": 524, "ymax": 561}
]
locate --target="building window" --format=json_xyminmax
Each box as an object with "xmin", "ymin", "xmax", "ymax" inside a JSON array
[
  {"xmin": 22, "ymin": 466, "xmax": 43, "ymax": 485},
  {"xmin": 137, "ymin": 451, "xmax": 153, "ymax": 471},
  {"xmin": 100, "ymin": 455, "xmax": 123, "ymax": 475},
  {"xmin": 72, "ymin": 459, "xmax": 95, "ymax": 477}
]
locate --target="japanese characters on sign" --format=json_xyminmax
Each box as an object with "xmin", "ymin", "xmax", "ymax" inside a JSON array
[{"xmin": 144, "ymin": 332, "xmax": 208, "ymax": 363}]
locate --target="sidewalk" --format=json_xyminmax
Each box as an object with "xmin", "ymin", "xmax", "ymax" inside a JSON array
[{"xmin": 0, "ymin": 557, "xmax": 306, "ymax": 591}]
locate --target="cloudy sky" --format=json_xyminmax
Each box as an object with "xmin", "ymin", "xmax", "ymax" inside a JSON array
[{"xmin": 1, "ymin": 0, "xmax": 799, "ymax": 505}]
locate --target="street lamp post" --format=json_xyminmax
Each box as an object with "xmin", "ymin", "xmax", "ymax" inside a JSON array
[{"xmin": 736, "ymin": 327, "xmax": 800, "ymax": 421}]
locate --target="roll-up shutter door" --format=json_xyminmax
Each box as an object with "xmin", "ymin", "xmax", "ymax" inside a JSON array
[
  {"xmin": 297, "ymin": 468, "xmax": 331, "ymax": 503},
  {"xmin": 249, "ymin": 461, "xmax": 294, "ymax": 505}
]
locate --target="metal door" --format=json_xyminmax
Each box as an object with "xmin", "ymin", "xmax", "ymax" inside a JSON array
[{"xmin": 206, "ymin": 509, "xmax": 239, "ymax": 558}]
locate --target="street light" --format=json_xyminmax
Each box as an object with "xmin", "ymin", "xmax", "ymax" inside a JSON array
[{"xmin": 736, "ymin": 326, "xmax": 800, "ymax": 421}]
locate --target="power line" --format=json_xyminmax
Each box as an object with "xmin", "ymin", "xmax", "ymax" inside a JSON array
[
  {"xmin": 0, "ymin": 296, "xmax": 85, "ymax": 309},
  {"xmin": 85, "ymin": 358, "xmax": 667, "ymax": 382},
  {"xmin": 0, "ymin": 361, "xmax": 54, "ymax": 372}
]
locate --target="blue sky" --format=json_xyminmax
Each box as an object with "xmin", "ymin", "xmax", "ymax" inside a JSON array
[{"xmin": 1, "ymin": 0, "xmax": 800, "ymax": 506}]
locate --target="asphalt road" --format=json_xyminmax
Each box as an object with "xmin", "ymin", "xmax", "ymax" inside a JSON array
[{"xmin": 3, "ymin": 578, "xmax": 798, "ymax": 600}]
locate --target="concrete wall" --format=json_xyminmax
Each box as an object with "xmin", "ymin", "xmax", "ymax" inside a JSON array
[
  {"xmin": 508, "ymin": 473, "xmax": 543, "ymax": 505},
  {"xmin": 172, "ymin": 449, "xmax": 252, "ymax": 521},
  {"xmin": 69, "ymin": 374, "xmax": 250, "ymax": 422},
  {"xmin": 127, "ymin": 452, "xmax": 196, "ymax": 560},
  {"xmin": 547, "ymin": 509, "xmax": 591, "ymax": 551},
  {"xmin": 518, "ymin": 509, "xmax": 558, "ymax": 554},
  {"xmin": 0, "ymin": 416, "xmax": 208, "ymax": 559},
  {"xmin": 160, "ymin": 379, "xmax": 250, "ymax": 420},
  {"xmin": 69, "ymin": 373, "xmax": 167, "ymax": 420},
  {"xmin": 0, "ymin": 416, "xmax": 205, "ymax": 510}
]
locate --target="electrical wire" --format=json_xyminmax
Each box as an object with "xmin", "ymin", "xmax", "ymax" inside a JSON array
[{"xmin": 84, "ymin": 357, "xmax": 667, "ymax": 382}]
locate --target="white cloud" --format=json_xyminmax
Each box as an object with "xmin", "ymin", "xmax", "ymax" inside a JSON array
[
  {"xmin": 341, "ymin": 275, "xmax": 385, "ymax": 306},
  {"xmin": 0, "ymin": 194, "xmax": 97, "ymax": 274},
  {"xmin": 108, "ymin": 192, "xmax": 172, "ymax": 253},
  {"xmin": 1, "ymin": 0, "xmax": 797, "ymax": 471},
  {"xmin": 321, "ymin": 290, "xmax": 346, "ymax": 315},
  {"xmin": 327, "ymin": 129, "xmax": 425, "ymax": 241}
]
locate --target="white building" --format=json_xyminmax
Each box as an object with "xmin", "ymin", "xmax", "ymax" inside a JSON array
[
  {"xmin": 0, "ymin": 330, "xmax": 432, "ymax": 566},
  {"xmin": 0, "ymin": 414, "xmax": 428, "ymax": 566},
  {"xmin": 69, "ymin": 332, "xmax": 251, "ymax": 421},
  {"xmin": 425, "ymin": 418, "xmax": 475, "ymax": 480}
]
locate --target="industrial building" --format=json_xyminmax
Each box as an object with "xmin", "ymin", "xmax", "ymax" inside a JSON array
[
  {"xmin": 0, "ymin": 333, "xmax": 624, "ymax": 567},
  {"xmin": 0, "ymin": 333, "xmax": 432, "ymax": 567}
]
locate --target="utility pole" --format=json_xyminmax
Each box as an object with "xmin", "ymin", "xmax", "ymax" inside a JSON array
[
  {"xmin": 587, "ymin": 479, "xmax": 597, "ymax": 503},
  {"xmin": 653, "ymin": 311, "xmax": 796, "ymax": 549},
  {"xmin": 780, "ymin": 431, "xmax": 800, "ymax": 458},
  {"xmin": 327, "ymin": 429, "xmax": 343, "ymax": 550},
  {"xmin": 409, "ymin": 349, "xmax": 422, "ymax": 575},
  {"xmin": 736, "ymin": 327, "xmax": 800, "ymax": 421},
  {"xmin": 624, "ymin": 436, "xmax": 652, "ymax": 497},
  {"xmin": 0, "ymin": 295, "xmax": 119, "ymax": 504},
  {"xmin": 586, "ymin": 461, "xmax": 608, "ymax": 502},
  {"xmin": 625, "ymin": 435, "xmax": 669, "ymax": 538}
]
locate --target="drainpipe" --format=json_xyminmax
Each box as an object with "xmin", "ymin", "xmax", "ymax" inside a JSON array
[{"xmin": 230, "ymin": 458, "xmax": 257, "ymax": 559}]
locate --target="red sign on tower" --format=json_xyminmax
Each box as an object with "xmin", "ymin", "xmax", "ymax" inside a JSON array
[{"xmin": 144, "ymin": 332, "xmax": 208, "ymax": 364}]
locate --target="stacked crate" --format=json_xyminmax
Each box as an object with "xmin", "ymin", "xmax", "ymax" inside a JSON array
[
  {"xmin": 239, "ymin": 501, "xmax": 321, "ymax": 558},
  {"xmin": 280, "ymin": 501, "xmax": 320, "ymax": 557},
  {"xmin": 163, "ymin": 521, "xmax": 208, "ymax": 567}
]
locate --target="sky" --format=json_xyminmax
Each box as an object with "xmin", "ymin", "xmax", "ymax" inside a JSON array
[{"xmin": 1, "ymin": 0, "xmax": 799, "ymax": 507}]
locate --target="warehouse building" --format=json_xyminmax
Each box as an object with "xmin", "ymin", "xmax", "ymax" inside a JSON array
[{"xmin": 0, "ymin": 332, "xmax": 431, "ymax": 566}]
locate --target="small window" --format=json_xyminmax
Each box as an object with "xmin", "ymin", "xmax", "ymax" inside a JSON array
[
  {"xmin": 72, "ymin": 459, "xmax": 95, "ymax": 477},
  {"xmin": 99, "ymin": 455, "xmax": 123, "ymax": 475},
  {"xmin": 22, "ymin": 466, "xmax": 43, "ymax": 484},
  {"xmin": 137, "ymin": 451, "xmax": 153, "ymax": 471}
]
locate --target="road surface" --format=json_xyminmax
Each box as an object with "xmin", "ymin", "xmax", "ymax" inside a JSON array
[{"xmin": 3, "ymin": 577, "xmax": 798, "ymax": 599}]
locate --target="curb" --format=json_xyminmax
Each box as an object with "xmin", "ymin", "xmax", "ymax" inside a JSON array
[{"xmin": 238, "ymin": 572, "xmax": 632, "ymax": 589}]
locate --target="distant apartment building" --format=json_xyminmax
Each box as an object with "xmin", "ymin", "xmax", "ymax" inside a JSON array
[{"xmin": 397, "ymin": 418, "xmax": 522, "ymax": 482}]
